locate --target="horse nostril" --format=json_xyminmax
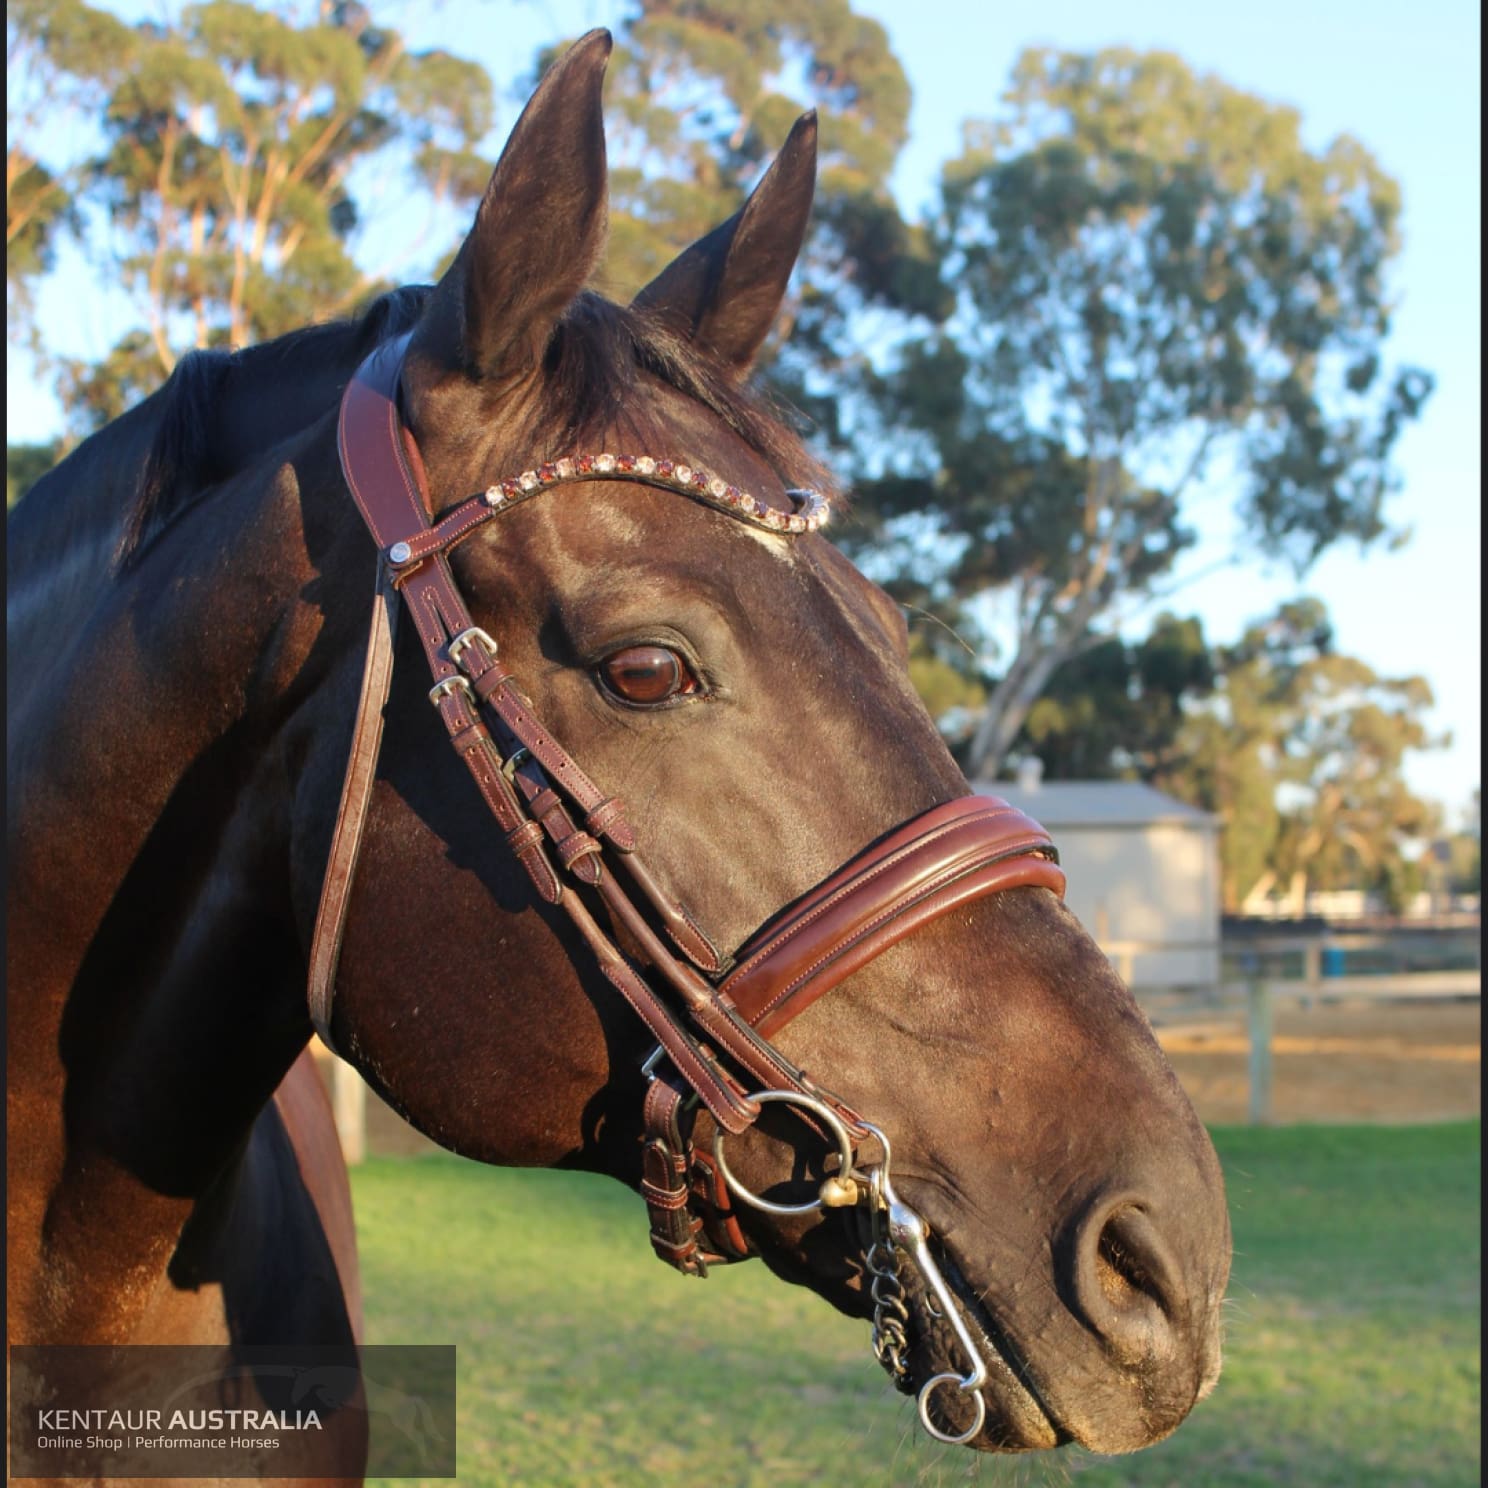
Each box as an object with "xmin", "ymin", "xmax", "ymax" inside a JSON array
[
  {"xmin": 1096, "ymin": 1212, "xmax": 1157, "ymax": 1307},
  {"xmin": 1068, "ymin": 1198, "xmax": 1182, "ymax": 1367}
]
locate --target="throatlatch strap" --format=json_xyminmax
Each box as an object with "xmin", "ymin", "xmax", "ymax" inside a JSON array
[{"xmin": 307, "ymin": 566, "xmax": 400, "ymax": 1051}]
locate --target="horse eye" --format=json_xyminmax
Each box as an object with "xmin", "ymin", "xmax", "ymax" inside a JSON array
[{"xmin": 597, "ymin": 645, "xmax": 699, "ymax": 706}]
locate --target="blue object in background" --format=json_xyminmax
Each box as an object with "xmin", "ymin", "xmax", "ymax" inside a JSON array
[{"xmin": 1321, "ymin": 947, "xmax": 1346, "ymax": 977}]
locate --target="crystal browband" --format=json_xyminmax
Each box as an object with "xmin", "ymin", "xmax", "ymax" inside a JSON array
[
  {"xmin": 480, "ymin": 452, "xmax": 832, "ymax": 533},
  {"xmin": 382, "ymin": 452, "xmax": 833, "ymax": 570}
]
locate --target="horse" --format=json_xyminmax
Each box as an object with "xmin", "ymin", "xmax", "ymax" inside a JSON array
[{"xmin": 7, "ymin": 28, "xmax": 1230, "ymax": 1476}]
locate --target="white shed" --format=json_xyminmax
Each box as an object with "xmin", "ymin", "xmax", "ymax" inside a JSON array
[{"xmin": 974, "ymin": 768, "xmax": 1221, "ymax": 992}]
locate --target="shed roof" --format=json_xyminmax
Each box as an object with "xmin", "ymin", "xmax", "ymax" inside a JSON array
[{"xmin": 972, "ymin": 779, "xmax": 1219, "ymax": 828}]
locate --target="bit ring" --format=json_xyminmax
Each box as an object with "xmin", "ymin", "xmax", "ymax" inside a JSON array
[
  {"xmin": 917, "ymin": 1373, "xmax": 987, "ymax": 1445},
  {"xmin": 711, "ymin": 1090, "xmax": 857, "ymax": 1217}
]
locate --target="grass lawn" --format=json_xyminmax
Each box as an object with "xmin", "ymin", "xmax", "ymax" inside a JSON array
[{"xmin": 353, "ymin": 1122, "xmax": 1480, "ymax": 1488}]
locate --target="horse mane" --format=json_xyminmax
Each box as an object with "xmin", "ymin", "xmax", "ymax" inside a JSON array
[
  {"xmin": 117, "ymin": 284, "xmax": 833, "ymax": 572},
  {"xmin": 116, "ymin": 286, "xmax": 430, "ymax": 570}
]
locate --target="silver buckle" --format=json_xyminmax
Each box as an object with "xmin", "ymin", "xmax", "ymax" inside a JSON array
[
  {"xmin": 448, "ymin": 626, "xmax": 497, "ymax": 667},
  {"xmin": 428, "ymin": 674, "xmax": 475, "ymax": 706}
]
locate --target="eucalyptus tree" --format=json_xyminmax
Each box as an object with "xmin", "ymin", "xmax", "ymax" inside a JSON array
[
  {"xmin": 11, "ymin": 0, "xmax": 493, "ymax": 431},
  {"xmin": 844, "ymin": 47, "xmax": 1434, "ymax": 777},
  {"xmin": 7, "ymin": 0, "xmax": 133, "ymax": 342},
  {"xmin": 1010, "ymin": 612, "xmax": 1215, "ymax": 781},
  {"xmin": 1153, "ymin": 599, "xmax": 1442, "ymax": 913}
]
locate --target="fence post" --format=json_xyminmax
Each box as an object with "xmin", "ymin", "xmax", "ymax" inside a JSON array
[
  {"xmin": 332, "ymin": 1058, "xmax": 367, "ymax": 1165},
  {"xmin": 1247, "ymin": 976, "xmax": 1274, "ymax": 1126},
  {"xmin": 1304, "ymin": 940, "xmax": 1322, "ymax": 987}
]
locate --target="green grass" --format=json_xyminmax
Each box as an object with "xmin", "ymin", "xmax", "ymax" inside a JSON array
[{"xmin": 353, "ymin": 1123, "xmax": 1480, "ymax": 1488}]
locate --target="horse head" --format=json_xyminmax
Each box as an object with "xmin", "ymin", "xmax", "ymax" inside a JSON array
[{"xmin": 275, "ymin": 31, "xmax": 1232, "ymax": 1453}]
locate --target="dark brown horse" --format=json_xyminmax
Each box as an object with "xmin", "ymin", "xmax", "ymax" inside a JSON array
[{"xmin": 7, "ymin": 29, "xmax": 1229, "ymax": 1473}]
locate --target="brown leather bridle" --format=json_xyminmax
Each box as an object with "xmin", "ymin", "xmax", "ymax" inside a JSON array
[{"xmin": 311, "ymin": 332, "xmax": 1067, "ymax": 1287}]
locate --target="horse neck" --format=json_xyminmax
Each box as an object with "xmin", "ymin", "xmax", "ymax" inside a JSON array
[
  {"xmin": 6, "ymin": 415, "xmax": 366, "ymax": 1341},
  {"xmin": 6, "ymin": 398, "xmax": 168, "ymax": 724}
]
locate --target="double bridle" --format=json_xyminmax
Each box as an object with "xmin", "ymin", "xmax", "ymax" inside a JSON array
[{"xmin": 313, "ymin": 332, "xmax": 1068, "ymax": 1442}]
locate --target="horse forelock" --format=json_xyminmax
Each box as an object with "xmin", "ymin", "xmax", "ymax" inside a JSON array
[{"xmin": 522, "ymin": 292, "xmax": 839, "ymax": 501}]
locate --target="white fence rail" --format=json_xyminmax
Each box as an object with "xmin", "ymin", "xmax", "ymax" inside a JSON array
[{"xmin": 1102, "ymin": 936, "xmax": 1480, "ymax": 1124}]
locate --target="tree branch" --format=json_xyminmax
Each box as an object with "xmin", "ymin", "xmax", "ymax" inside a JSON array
[{"xmin": 146, "ymin": 118, "xmax": 180, "ymax": 374}]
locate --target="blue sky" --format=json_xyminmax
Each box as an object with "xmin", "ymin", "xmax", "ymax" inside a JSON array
[{"xmin": 8, "ymin": 0, "xmax": 1480, "ymax": 822}]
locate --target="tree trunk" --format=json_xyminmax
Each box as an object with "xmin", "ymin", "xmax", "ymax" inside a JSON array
[
  {"xmin": 964, "ymin": 640, "xmax": 1074, "ymax": 780},
  {"xmin": 1239, "ymin": 869, "xmax": 1277, "ymax": 915}
]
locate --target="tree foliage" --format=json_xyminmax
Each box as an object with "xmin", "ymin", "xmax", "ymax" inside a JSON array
[
  {"xmin": 7, "ymin": 0, "xmax": 134, "ymax": 340},
  {"xmin": 1151, "ymin": 598, "xmax": 1443, "ymax": 913},
  {"xmin": 14, "ymin": 0, "xmax": 929, "ymax": 433},
  {"xmin": 540, "ymin": 0, "xmax": 912, "ymax": 288},
  {"xmin": 11, "ymin": 0, "xmax": 493, "ymax": 430},
  {"xmin": 6, "ymin": 438, "xmax": 59, "ymax": 509},
  {"xmin": 1012, "ymin": 612, "xmax": 1215, "ymax": 780},
  {"xmin": 1445, "ymin": 789, "xmax": 1480, "ymax": 895},
  {"xmin": 841, "ymin": 46, "xmax": 1434, "ymax": 777}
]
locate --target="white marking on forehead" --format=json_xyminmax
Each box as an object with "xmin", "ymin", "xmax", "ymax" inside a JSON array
[
  {"xmin": 587, "ymin": 500, "xmax": 647, "ymax": 547},
  {"xmin": 571, "ymin": 483, "xmax": 800, "ymax": 559},
  {"xmin": 734, "ymin": 523, "xmax": 797, "ymax": 561}
]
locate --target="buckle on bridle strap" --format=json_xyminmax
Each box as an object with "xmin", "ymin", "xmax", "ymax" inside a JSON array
[
  {"xmin": 428, "ymin": 674, "xmax": 475, "ymax": 706},
  {"xmin": 500, "ymin": 745, "xmax": 531, "ymax": 784},
  {"xmin": 448, "ymin": 625, "xmax": 498, "ymax": 667}
]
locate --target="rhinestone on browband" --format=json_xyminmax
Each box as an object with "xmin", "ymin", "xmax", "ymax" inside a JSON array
[{"xmin": 480, "ymin": 453, "xmax": 832, "ymax": 534}]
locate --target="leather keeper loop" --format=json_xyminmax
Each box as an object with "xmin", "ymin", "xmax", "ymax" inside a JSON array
[
  {"xmin": 450, "ymin": 719, "xmax": 491, "ymax": 755},
  {"xmin": 586, "ymin": 796, "xmax": 632, "ymax": 845},
  {"xmin": 471, "ymin": 664, "xmax": 518, "ymax": 703},
  {"xmin": 650, "ymin": 1234, "xmax": 703, "ymax": 1260},
  {"xmin": 639, "ymin": 1180, "xmax": 691, "ymax": 1210},
  {"xmin": 506, "ymin": 820, "xmax": 546, "ymax": 857},
  {"xmin": 529, "ymin": 787, "xmax": 566, "ymax": 825},
  {"xmin": 556, "ymin": 831, "xmax": 602, "ymax": 870}
]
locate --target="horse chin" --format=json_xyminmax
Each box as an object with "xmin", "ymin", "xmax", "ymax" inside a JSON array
[
  {"xmin": 897, "ymin": 1235, "xmax": 1214, "ymax": 1457},
  {"xmin": 894, "ymin": 1244, "xmax": 1065, "ymax": 1454}
]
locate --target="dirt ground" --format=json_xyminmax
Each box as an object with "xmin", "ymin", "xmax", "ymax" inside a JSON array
[
  {"xmin": 318, "ymin": 996, "xmax": 1480, "ymax": 1159},
  {"xmin": 1152, "ymin": 997, "xmax": 1480, "ymax": 1125}
]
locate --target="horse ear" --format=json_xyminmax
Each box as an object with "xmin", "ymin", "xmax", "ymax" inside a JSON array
[
  {"xmin": 411, "ymin": 28, "xmax": 612, "ymax": 387},
  {"xmin": 632, "ymin": 111, "xmax": 817, "ymax": 378}
]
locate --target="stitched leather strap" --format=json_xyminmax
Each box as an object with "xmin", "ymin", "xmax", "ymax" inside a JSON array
[
  {"xmin": 307, "ymin": 566, "xmax": 399, "ymax": 1052},
  {"xmin": 337, "ymin": 335, "xmax": 642, "ymax": 858},
  {"xmin": 640, "ymin": 1072, "xmax": 744, "ymax": 1275},
  {"xmin": 722, "ymin": 796, "xmax": 1064, "ymax": 1036}
]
